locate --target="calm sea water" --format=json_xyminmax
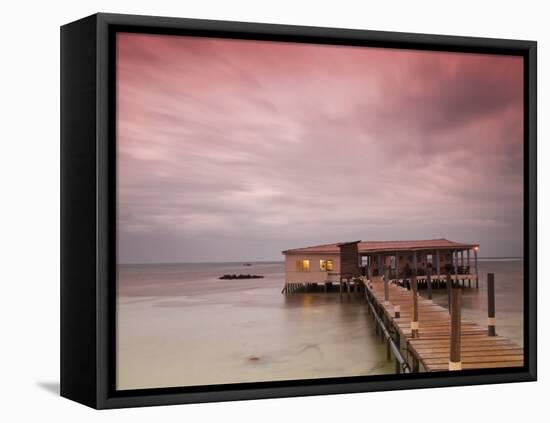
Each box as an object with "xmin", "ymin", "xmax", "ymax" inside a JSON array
[{"xmin": 116, "ymin": 259, "xmax": 523, "ymax": 390}]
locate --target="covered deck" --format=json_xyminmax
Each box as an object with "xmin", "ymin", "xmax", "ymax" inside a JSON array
[
  {"xmin": 282, "ymin": 238, "xmax": 480, "ymax": 294},
  {"xmin": 360, "ymin": 239, "xmax": 480, "ymax": 289}
]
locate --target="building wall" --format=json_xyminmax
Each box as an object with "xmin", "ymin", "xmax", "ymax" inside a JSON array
[{"xmin": 284, "ymin": 253, "xmax": 341, "ymax": 284}]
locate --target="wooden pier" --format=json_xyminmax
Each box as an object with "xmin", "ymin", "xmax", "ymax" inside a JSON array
[{"xmin": 364, "ymin": 275, "xmax": 524, "ymax": 372}]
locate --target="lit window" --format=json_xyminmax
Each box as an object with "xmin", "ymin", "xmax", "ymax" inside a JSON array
[
  {"xmin": 297, "ymin": 259, "xmax": 310, "ymax": 271},
  {"xmin": 320, "ymin": 259, "xmax": 334, "ymax": 271}
]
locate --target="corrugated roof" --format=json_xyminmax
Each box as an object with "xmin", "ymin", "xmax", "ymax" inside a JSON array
[{"xmin": 282, "ymin": 238, "xmax": 479, "ymax": 255}]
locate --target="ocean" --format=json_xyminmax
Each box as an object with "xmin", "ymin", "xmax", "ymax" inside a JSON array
[{"xmin": 116, "ymin": 259, "xmax": 523, "ymax": 390}]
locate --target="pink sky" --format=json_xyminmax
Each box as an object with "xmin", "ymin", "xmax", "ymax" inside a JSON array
[{"xmin": 117, "ymin": 33, "xmax": 524, "ymax": 263}]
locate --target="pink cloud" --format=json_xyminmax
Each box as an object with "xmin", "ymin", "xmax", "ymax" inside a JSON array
[{"xmin": 116, "ymin": 33, "xmax": 524, "ymax": 263}]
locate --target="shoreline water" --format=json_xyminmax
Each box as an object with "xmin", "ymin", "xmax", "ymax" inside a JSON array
[{"xmin": 117, "ymin": 259, "xmax": 523, "ymax": 390}]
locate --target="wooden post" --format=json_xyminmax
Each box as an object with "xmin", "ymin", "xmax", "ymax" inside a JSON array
[
  {"xmin": 426, "ymin": 266, "xmax": 432, "ymax": 300},
  {"xmin": 413, "ymin": 251, "xmax": 418, "ymax": 276},
  {"xmin": 474, "ymin": 248, "xmax": 479, "ymax": 288},
  {"xmin": 411, "ymin": 274, "xmax": 419, "ymax": 338},
  {"xmin": 446, "ymin": 273, "xmax": 452, "ymax": 314},
  {"xmin": 449, "ymin": 288, "xmax": 462, "ymax": 371},
  {"xmin": 487, "ymin": 273, "xmax": 496, "ymax": 336},
  {"xmin": 467, "ymin": 249, "xmax": 471, "ymax": 287},
  {"xmin": 436, "ymin": 250, "xmax": 441, "ymax": 281},
  {"xmin": 395, "ymin": 251, "xmax": 399, "ymax": 280},
  {"xmin": 384, "ymin": 266, "xmax": 390, "ymax": 305},
  {"xmin": 453, "ymin": 250, "xmax": 458, "ymax": 286},
  {"xmin": 377, "ymin": 254, "xmax": 382, "ymax": 276},
  {"xmin": 460, "ymin": 250, "xmax": 464, "ymax": 267}
]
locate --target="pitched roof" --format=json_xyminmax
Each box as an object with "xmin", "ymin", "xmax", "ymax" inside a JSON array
[{"xmin": 282, "ymin": 238, "xmax": 479, "ymax": 255}]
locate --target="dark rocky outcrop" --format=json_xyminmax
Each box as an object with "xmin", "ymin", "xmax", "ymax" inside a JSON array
[{"xmin": 219, "ymin": 274, "xmax": 264, "ymax": 280}]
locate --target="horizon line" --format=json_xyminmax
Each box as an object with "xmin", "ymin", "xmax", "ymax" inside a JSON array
[{"xmin": 118, "ymin": 256, "xmax": 525, "ymax": 266}]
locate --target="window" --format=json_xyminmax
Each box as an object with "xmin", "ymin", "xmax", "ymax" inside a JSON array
[
  {"xmin": 427, "ymin": 254, "xmax": 433, "ymax": 265},
  {"xmin": 320, "ymin": 259, "xmax": 334, "ymax": 271},
  {"xmin": 297, "ymin": 259, "xmax": 310, "ymax": 271}
]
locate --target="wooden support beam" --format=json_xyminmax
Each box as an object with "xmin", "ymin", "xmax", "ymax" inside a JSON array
[
  {"xmin": 395, "ymin": 251, "xmax": 399, "ymax": 279},
  {"xmin": 446, "ymin": 273, "xmax": 452, "ymax": 314},
  {"xmin": 411, "ymin": 274, "xmax": 419, "ymax": 338},
  {"xmin": 426, "ymin": 265, "xmax": 432, "ymax": 300},
  {"xmin": 436, "ymin": 250, "xmax": 441, "ymax": 280},
  {"xmin": 474, "ymin": 248, "xmax": 479, "ymax": 288},
  {"xmin": 449, "ymin": 288, "xmax": 462, "ymax": 371},
  {"xmin": 488, "ymin": 273, "xmax": 496, "ymax": 336},
  {"xmin": 384, "ymin": 266, "xmax": 390, "ymax": 304},
  {"xmin": 467, "ymin": 249, "xmax": 471, "ymax": 287},
  {"xmin": 453, "ymin": 250, "xmax": 459, "ymax": 286}
]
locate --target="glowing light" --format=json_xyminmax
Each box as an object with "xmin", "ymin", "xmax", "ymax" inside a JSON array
[
  {"xmin": 297, "ymin": 259, "xmax": 310, "ymax": 271},
  {"xmin": 320, "ymin": 259, "xmax": 334, "ymax": 271}
]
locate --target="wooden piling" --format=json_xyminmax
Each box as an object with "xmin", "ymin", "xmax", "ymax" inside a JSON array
[
  {"xmin": 395, "ymin": 251, "xmax": 399, "ymax": 280},
  {"xmin": 436, "ymin": 250, "xmax": 441, "ymax": 282},
  {"xmin": 474, "ymin": 248, "xmax": 479, "ymax": 288},
  {"xmin": 426, "ymin": 266, "xmax": 432, "ymax": 300},
  {"xmin": 411, "ymin": 275, "xmax": 419, "ymax": 338},
  {"xmin": 488, "ymin": 273, "xmax": 496, "ymax": 336},
  {"xmin": 384, "ymin": 266, "xmax": 390, "ymax": 305},
  {"xmin": 446, "ymin": 273, "xmax": 452, "ymax": 314},
  {"xmin": 449, "ymin": 288, "xmax": 462, "ymax": 371},
  {"xmin": 453, "ymin": 250, "xmax": 459, "ymax": 286}
]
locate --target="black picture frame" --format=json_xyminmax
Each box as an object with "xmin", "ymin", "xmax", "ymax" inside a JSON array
[{"xmin": 60, "ymin": 12, "xmax": 537, "ymax": 409}]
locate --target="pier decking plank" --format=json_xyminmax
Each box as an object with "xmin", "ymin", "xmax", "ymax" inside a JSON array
[{"xmin": 365, "ymin": 277, "xmax": 524, "ymax": 372}]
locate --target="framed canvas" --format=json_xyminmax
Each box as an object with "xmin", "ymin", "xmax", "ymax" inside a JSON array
[{"xmin": 60, "ymin": 13, "xmax": 537, "ymax": 409}]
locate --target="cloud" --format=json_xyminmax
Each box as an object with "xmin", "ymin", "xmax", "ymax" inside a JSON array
[{"xmin": 116, "ymin": 34, "xmax": 524, "ymax": 263}]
